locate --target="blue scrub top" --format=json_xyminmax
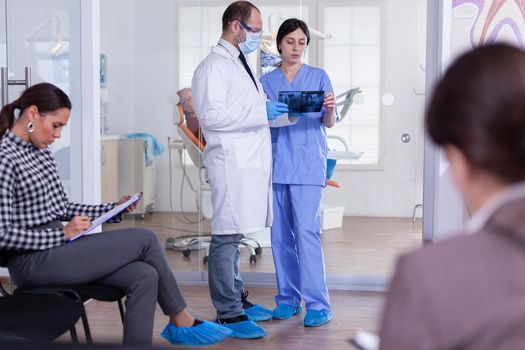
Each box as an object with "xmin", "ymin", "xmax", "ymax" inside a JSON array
[{"xmin": 260, "ymin": 64, "xmax": 336, "ymax": 186}]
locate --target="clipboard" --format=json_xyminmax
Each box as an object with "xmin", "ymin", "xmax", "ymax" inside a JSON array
[
  {"xmin": 349, "ymin": 330, "xmax": 380, "ymax": 350},
  {"xmin": 67, "ymin": 193, "xmax": 142, "ymax": 242}
]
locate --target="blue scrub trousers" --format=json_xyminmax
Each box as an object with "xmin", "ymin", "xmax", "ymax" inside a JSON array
[{"xmin": 271, "ymin": 183, "xmax": 331, "ymax": 311}]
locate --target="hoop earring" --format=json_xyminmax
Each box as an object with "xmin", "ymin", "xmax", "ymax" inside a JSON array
[{"xmin": 27, "ymin": 122, "xmax": 34, "ymax": 133}]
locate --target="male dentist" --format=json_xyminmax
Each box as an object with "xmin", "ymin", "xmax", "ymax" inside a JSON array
[{"xmin": 191, "ymin": 0, "xmax": 288, "ymax": 339}]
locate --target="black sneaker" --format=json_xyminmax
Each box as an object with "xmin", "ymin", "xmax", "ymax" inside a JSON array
[
  {"xmin": 241, "ymin": 290, "xmax": 273, "ymax": 321},
  {"xmin": 241, "ymin": 290, "xmax": 254, "ymax": 309},
  {"xmin": 216, "ymin": 314, "xmax": 249, "ymax": 324}
]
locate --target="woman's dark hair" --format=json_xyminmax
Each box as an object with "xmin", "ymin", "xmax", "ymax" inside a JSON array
[
  {"xmin": 426, "ymin": 43, "xmax": 525, "ymax": 183},
  {"xmin": 222, "ymin": 1, "xmax": 259, "ymax": 31},
  {"xmin": 276, "ymin": 18, "xmax": 310, "ymax": 54},
  {"xmin": 0, "ymin": 82, "xmax": 71, "ymax": 139}
]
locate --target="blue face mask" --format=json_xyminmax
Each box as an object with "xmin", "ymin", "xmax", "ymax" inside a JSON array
[
  {"xmin": 235, "ymin": 21, "xmax": 261, "ymax": 54},
  {"xmin": 239, "ymin": 31, "xmax": 261, "ymax": 54}
]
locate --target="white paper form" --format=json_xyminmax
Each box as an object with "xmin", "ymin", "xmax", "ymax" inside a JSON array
[{"xmin": 67, "ymin": 193, "xmax": 142, "ymax": 242}]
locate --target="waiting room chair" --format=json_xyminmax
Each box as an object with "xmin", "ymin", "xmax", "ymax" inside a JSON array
[
  {"xmin": 0, "ymin": 282, "xmax": 82, "ymax": 343},
  {"xmin": 0, "ymin": 277, "xmax": 125, "ymax": 344},
  {"xmin": 15, "ymin": 284, "xmax": 125, "ymax": 344}
]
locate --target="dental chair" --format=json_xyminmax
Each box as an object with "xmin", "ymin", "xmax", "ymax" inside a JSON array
[
  {"xmin": 165, "ymin": 102, "xmax": 262, "ymax": 264},
  {"xmin": 326, "ymin": 87, "xmax": 364, "ymax": 182},
  {"xmin": 321, "ymin": 88, "xmax": 364, "ymax": 230}
]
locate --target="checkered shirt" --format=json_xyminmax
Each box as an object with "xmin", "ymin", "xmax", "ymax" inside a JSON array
[{"xmin": 0, "ymin": 130, "xmax": 120, "ymax": 251}]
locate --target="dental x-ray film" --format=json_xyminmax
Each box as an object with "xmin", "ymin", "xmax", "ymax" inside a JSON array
[{"xmin": 278, "ymin": 91, "xmax": 324, "ymax": 114}]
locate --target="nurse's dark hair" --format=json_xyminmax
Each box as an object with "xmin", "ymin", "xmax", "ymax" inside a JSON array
[
  {"xmin": 222, "ymin": 1, "xmax": 259, "ymax": 31},
  {"xmin": 276, "ymin": 18, "xmax": 310, "ymax": 54},
  {"xmin": 0, "ymin": 82, "xmax": 71, "ymax": 139},
  {"xmin": 426, "ymin": 43, "xmax": 525, "ymax": 183}
]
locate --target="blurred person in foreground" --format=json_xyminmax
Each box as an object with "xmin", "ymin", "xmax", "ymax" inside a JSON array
[{"xmin": 380, "ymin": 43, "xmax": 525, "ymax": 350}]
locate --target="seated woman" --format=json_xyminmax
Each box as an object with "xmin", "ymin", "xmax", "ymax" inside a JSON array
[
  {"xmin": 379, "ymin": 44, "xmax": 525, "ymax": 349},
  {"xmin": 0, "ymin": 82, "xmax": 230, "ymax": 346}
]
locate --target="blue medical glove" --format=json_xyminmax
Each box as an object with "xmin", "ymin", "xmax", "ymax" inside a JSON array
[{"xmin": 266, "ymin": 101, "xmax": 289, "ymax": 121}]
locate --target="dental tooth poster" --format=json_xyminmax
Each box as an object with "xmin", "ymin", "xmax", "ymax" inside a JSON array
[{"xmin": 278, "ymin": 91, "xmax": 324, "ymax": 114}]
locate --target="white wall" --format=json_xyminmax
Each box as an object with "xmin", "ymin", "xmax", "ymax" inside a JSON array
[
  {"xmin": 100, "ymin": 0, "xmax": 426, "ymax": 217},
  {"xmin": 100, "ymin": 0, "xmax": 135, "ymax": 135}
]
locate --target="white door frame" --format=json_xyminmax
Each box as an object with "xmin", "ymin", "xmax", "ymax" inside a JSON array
[
  {"xmin": 80, "ymin": 0, "xmax": 101, "ymax": 205},
  {"xmin": 0, "ymin": 0, "xmax": 6, "ymax": 278},
  {"xmin": 422, "ymin": 0, "xmax": 466, "ymax": 243}
]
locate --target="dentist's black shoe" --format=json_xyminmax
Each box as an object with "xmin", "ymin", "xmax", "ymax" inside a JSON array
[{"xmin": 241, "ymin": 290, "xmax": 273, "ymax": 322}]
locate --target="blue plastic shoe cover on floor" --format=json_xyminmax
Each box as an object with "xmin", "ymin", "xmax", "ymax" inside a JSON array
[
  {"xmin": 244, "ymin": 304, "xmax": 273, "ymax": 322},
  {"xmin": 273, "ymin": 303, "xmax": 303, "ymax": 320},
  {"xmin": 304, "ymin": 309, "xmax": 333, "ymax": 327},
  {"xmin": 161, "ymin": 320, "xmax": 232, "ymax": 346},
  {"xmin": 221, "ymin": 320, "xmax": 267, "ymax": 339}
]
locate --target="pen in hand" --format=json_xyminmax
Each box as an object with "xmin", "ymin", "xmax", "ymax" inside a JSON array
[{"xmin": 64, "ymin": 215, "xmax": 91, "ymax": 241}]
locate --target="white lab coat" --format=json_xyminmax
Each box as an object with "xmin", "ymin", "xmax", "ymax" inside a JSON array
[{"xmin": 191, "ymin": 39, "xmax": 272, "ymax": 235}]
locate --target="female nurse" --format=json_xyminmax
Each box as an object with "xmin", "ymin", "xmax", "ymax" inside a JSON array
[{"xmin": 260, "ymin": 18, "xmax": 337, "ymax": 327}]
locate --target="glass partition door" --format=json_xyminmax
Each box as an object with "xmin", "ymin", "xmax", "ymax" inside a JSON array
[
  {"xmin": 2, "ymin": 0, "xmax": 82, "ymax": 201},
  {"xmin": 319, "ymin": 0, "xmax": 426, "ymax": 282},
  {"xmin": 99, "ymin": 0, "xmax": 426, "ymax": 289}
]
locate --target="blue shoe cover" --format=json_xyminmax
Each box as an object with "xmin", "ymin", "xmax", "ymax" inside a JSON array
[
  {"xmin": 221, "ymin": 320, "xmax": 267, "ymax": 339},
  {"xmin": 304, "ymin": 309, "xmax": 333, "ymax": 327},
  {"xmin": 273, "ymin": 304, "xmax": 302, "ymax": 320},
  {"xmin": 161, "ymin": 320, "xmax": 232, "ymax": 346},
  {"xmin": 244, "ymin": 304, "xmax": 273, "ymax": 321}
]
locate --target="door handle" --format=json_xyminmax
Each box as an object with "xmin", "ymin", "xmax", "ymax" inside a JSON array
[
  {"xmin": 0, "ymin": 66, "xmax": 32, "ymax": 107},
  {"xmin": 24, "ymin": 66, "xmax": 32, "ymax": 89}
]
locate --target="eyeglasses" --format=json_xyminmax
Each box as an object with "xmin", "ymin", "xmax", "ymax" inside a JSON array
[{"xmin": 240, "ymin": 21, "xmax": 262, "ymax": 36}]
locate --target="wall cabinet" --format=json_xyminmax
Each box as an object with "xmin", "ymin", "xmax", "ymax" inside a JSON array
[
  {"xmin": 116, "ymin": 138, "xmax": 155, "ymax": 216},
  {"xmin": 101, "ymin": 137, "xmax": 155, "ymax": 217},
  {"xmin": 101, "ymin": 138, "xmax": 119, "ymax": 203}
]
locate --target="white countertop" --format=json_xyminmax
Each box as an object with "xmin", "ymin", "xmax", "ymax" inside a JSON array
[
  {"xmin": 101, "ymin": 135, "xmax": 122, "ymax": 141},
  {"xmin": 327, "ymin": 150, "xmax": 363, "ymax": 160}
]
